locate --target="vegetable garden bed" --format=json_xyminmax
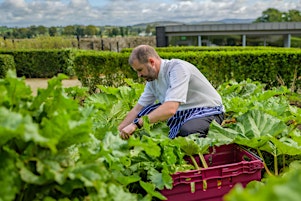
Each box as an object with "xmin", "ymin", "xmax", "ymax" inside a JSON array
[{"xmin": 0, "ymin": 71, "xmax": 301, "ymax": 201}]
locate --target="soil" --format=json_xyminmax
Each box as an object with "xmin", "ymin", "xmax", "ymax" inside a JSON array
[{"xmin": 25, "ymin": 78, "xmax": 82, "ymax": 96}]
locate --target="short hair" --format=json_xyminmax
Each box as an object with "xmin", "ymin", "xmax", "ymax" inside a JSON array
[{"xmin": 129, "ymin": 45, "xmax": 160, "ymax": 66}]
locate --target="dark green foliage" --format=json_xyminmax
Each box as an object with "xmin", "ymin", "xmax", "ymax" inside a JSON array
[
  {"xmin": 0, "ymin": 54, "xmax": 15, "ymax": 78},
  {"xmin": 74, "ymin": 51, "xmax": 141, "ymax": 92},
  {"xmin": 0, "ymin": 49, "xmax": 75, "ymax": 78},
  {"xmin": 1, "ymin": 71, "xmax": 301, "ymax": 201},
  {"xmin": 75, "ymin": 48, "xmax": 301, "ymax": 92}
]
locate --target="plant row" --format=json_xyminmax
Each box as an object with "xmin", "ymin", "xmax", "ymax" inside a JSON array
[{"xmin": 0, "ymin": 71, "xmax": 301, "ymax": 201}]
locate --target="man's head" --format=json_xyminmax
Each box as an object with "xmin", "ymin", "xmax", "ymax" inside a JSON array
[{"xmin": 129, "ymin": 45, "xmax": 161, "ymax": 81}]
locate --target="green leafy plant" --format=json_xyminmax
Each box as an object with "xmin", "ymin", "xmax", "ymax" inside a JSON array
[
  {"xmin": 224, "ymin": 161, "xmax": 301, "ymax": 201},
  {"xmin": 1, "ymin": 70, "xmax": 301, "ymax": 201},
  {"xmin": 212, "ymin": 79, "xmax": 301, "ymax": 176}
]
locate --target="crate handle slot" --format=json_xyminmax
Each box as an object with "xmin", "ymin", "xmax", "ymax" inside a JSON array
[{"xmin": 222, "ymin": 164, "xmax": 258, "ymax": 176}]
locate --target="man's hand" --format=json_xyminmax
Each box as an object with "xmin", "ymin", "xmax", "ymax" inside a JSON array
[{"xmin": 119, "ymin": 123, "xmax": 137, "ymax": 140}]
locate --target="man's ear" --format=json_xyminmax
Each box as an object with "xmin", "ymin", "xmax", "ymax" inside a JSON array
[{"xmin": 149, "ymin": 57, "xmax": 155, "ymax": 65}]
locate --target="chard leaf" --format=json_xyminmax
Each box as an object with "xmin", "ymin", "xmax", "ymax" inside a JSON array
[
  {"xmin": 128, "ymin": 136, "xmax": 161, "ymax": 157},
  {"xmin": 173, "ymin": 136, "xmax": 200, "ymax": 156},
  {"xmin": 0, "ymin": 107, "xmax": 48, "ymax": 146},
  {"xmin": 68, "ymin": 162, "xmax": 110, "ymax": 187},
  {"xmin": 173, "ymin": 134, "xmax": 212, "ymax": 156},
  {"xmin": 188, "ymin": 133, "xmax": 214, "ymax": 152},
  {"xmin": 290, "ymin": 129, "xmax": 301, "ymax": 145},
  {"xmin": 161, "ymin": 145, "xmax": 178, "ymax": 166},
  {"xmin": 102, "ymin": 131, "xmax": 128, "ymax": 152},
  {"xmin": 0, "ymin": 150, "xmax": 21, "ymax": 201},
  {"xmin": 106, "ymin": 183, "xmax": 138, "ymax": 201},
  {"xmin": 148, "ymin": 164, "xmax": 173, "ymax": 190},
  {"xmin": 207, "ymin": 121, "xmax": 237, "ymax": 145},
  {"xmin": 85, "ymin": 92, "xmax": 116, "ymax": 110},
  {"xmin": 148, "ymin": 168, "xmax": 165, "ymax": 190},
  {"xmin": 30, "ymin": 74, "xmax": 74, "ymax": 113},
  {"xmin": 223, "ymin": 96, "xmax": 251, "ymax": 115},
  {"xmin": 41, "ymin": 112, "xmax": 92, "ymax": 152},
  {"xmin": 139, "ymin": 181, "xmax": 167, "ymax": 200},
  {"xmin": 288, "ymin": 105, "xmax": 301, "ymax": 125},
  {"xmin": 267, "ymin": 137, "xmax": 301, "ymax": 156},
  {"xmin": 236, "ymin": 110, "xmax": 286, "ymax": 138},
  {"xmin": 0, "ymin": 70, "xmax": 33, "ymax": 110},
  {"xmin": 252, "ymin": 96, "xmax": 296, "ymax": 124},
  {"xmin": 17, "ymin": 160, "xmax": 50, "ymax": 185},
  {"xmin": 225, "ymin": 161, "xmax": 301, "ymax": 201},
  {"xmin": 173, "ymin": 136, "xmax": 210, "ymax": 169},
  {"xmin": 161, "ymin": 164, "xmax": 173, "ymax": 189},
  {"xmin": 113, "ymin": 171, "xmax": 141, "ymax": 186},
  {"xmin": 98, "ymin": 85, "xmax": 120, "ymax": 96},
  {"xmin": 232, "ymin": 110, "xmax": 287, "ymax": 149}
]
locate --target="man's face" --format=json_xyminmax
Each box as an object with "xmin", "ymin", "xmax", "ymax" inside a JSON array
[{"xmin": 132, "ymin": 59, "xmax": 157, "ymax": 82}]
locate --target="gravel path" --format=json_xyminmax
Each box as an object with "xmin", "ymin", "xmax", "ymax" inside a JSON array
[{"xmin": 25, "ymin": 78, "xmax": 82, "ymax": 95}]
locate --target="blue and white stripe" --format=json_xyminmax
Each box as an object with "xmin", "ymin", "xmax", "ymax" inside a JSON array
[{"xmin": 137, "ymin": 103, "xmax": 224, "ymax": 139}]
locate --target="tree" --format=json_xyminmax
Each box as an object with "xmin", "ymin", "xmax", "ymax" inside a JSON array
[
  {"xmin": 287, "ymin": 9, "xmax": 301, "ymax": 22},
  {"xmin": 63, "ymin": 25, "xmax": 76, "ymax": 36},
  {"xmin": 28, "ymin": 25, "xmax": 38, "ymax": 37},
  {"xmin": 125, "ymin": 26, "xmax": 129, "ymax": 36},
  {"xmin": 145, "ymin": 25, "xmax": 152, "ymax": 34},
  {"xmin": 49, "ymin": 26, "xmax": 57, "ymax": 36},
  {"xmin": 255, "ymin": 8, "xmax": 301, "ymax": 23},
  {"xmin": 107, "ymin": 27, "xmax": 119, "ymax": 37},
  {"xmin": 12, "ymin": 28, "xmax": 30, "ymax": 38},
  {"xmin": 76, "ymin": 26, "xmax": 85, "ymax": 37},
  {"xmin": 119, "ymin": 27, "xmax": 124, "ymax": 37},
  {"xmin": 85, "ymin": 25, "xmax": 98, "ymax": 36},
  {"xmin": 255, "ymin": 8, "xmax": 283, "ymax": 22},
  {"xmin": 37, "ymin": 25, "xmax": 48, "ymax": 35}
]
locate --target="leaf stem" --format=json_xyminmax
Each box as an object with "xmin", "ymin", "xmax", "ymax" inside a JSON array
[
  {"xmin": 190, "ymin": 155, "xmax": 200, "ymax": 170},
  {"xmin": 198, "ymin": 153, "xmax": 208, "ymax": 168},
  {"xmin": 256, "ymin": 148, "xmax": 274, "ymax": 176},
  {"xmin": 274, "ymin": 155, "xmax": 278, "ymax": 176}
]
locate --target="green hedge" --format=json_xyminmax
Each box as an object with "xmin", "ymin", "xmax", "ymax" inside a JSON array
[
  {"xmin": 120, "ymin": 46, "xmax": 293, "ymax": 53},
  {"xmin": 74, "ymin": 49, "xmax": 301, "ymax": 92},
  {"xmin": 0, "ymin": 49, "xmax": 75, "ymax": 78},
  {"xmin": 1, "ymin": 48, "xmax": 300, "ymax": 93},
  {"xmin": 0, "ymin": 54, "xmax": 15, "ymax": 78},
  {"xmin": 74, "ymin": 51, "xmax": 142, "ymax": 92},
  {"xmin": 157, "ymin": 50, "xmax": 301, "ymax": 88}
]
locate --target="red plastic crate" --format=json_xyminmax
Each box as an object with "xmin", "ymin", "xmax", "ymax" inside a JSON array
[{"xmin": 160, "ymin": 144, "xmax": 264, "ymax": 201}]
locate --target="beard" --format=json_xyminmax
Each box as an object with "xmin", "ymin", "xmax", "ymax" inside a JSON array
[{"xmin": 142, "ymin": 63, "xmax": 157, "ymax": 81}]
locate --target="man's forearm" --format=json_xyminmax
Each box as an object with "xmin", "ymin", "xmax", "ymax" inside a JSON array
[{"xmin": 147, "ymin": 101, "xmax": 180, "ymax": 124}]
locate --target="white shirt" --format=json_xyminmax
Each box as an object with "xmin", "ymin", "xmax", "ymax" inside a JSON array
[{"xmin": 138, "ymin": 59, "xmax": 223, "ymax": 111}]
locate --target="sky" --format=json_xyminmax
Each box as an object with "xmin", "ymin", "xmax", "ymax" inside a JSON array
[{"xmin": 0, "ymin": 0, "xmax": 300, "ymax": 27}]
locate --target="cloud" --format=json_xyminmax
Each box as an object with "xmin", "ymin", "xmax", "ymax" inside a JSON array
[{"xmin": 0, "ymin": 0, "xmax": 299, "ymax": 27}]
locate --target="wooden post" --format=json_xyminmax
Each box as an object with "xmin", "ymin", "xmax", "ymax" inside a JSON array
[{"xmin": 101, "ymin": 39, "xmax": 104, "ymax": 50}]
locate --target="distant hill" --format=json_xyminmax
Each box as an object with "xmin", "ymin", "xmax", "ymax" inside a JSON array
[
  {"xmin": 132, "ymin": 21, "xmax": 184, "ymax": 28},
  {"xmin": 133, "ymin": 19, "xmax": 255, "ymax": 28},
  {"xmin": 217, "ymin": 18, "xmax": 255, "ymax": 23}
]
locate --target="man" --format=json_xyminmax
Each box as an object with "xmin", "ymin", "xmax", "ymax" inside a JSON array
[{"xmin": 118, "ymin": 45, "xmax": 224, "ymax": 140}]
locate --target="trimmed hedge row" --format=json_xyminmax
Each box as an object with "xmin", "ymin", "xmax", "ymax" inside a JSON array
[
  {"xmin": 158, "ymin": 50, "xmax": 301, "ymax": 89},
  {"xmin": 74, "ymin": 51, "xmax": 140, "ymax": 92},
  {"xmin": 0, "ymin": 49, "xmax": 75, "ymax": 78},
  {"xmin": 120, "ymin": 46, "xmax": 294, "ymax": 53},
  {"xmin": 74, "ymin": 49, "xmax": 301, "ymax": 92},
  {"xmin": 0, "ymin": 48, "xmax": 300, "ymax": 93},
  {"xmin": 0, "ymin": 54, "xmax": 15, "ymax": 78}
]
